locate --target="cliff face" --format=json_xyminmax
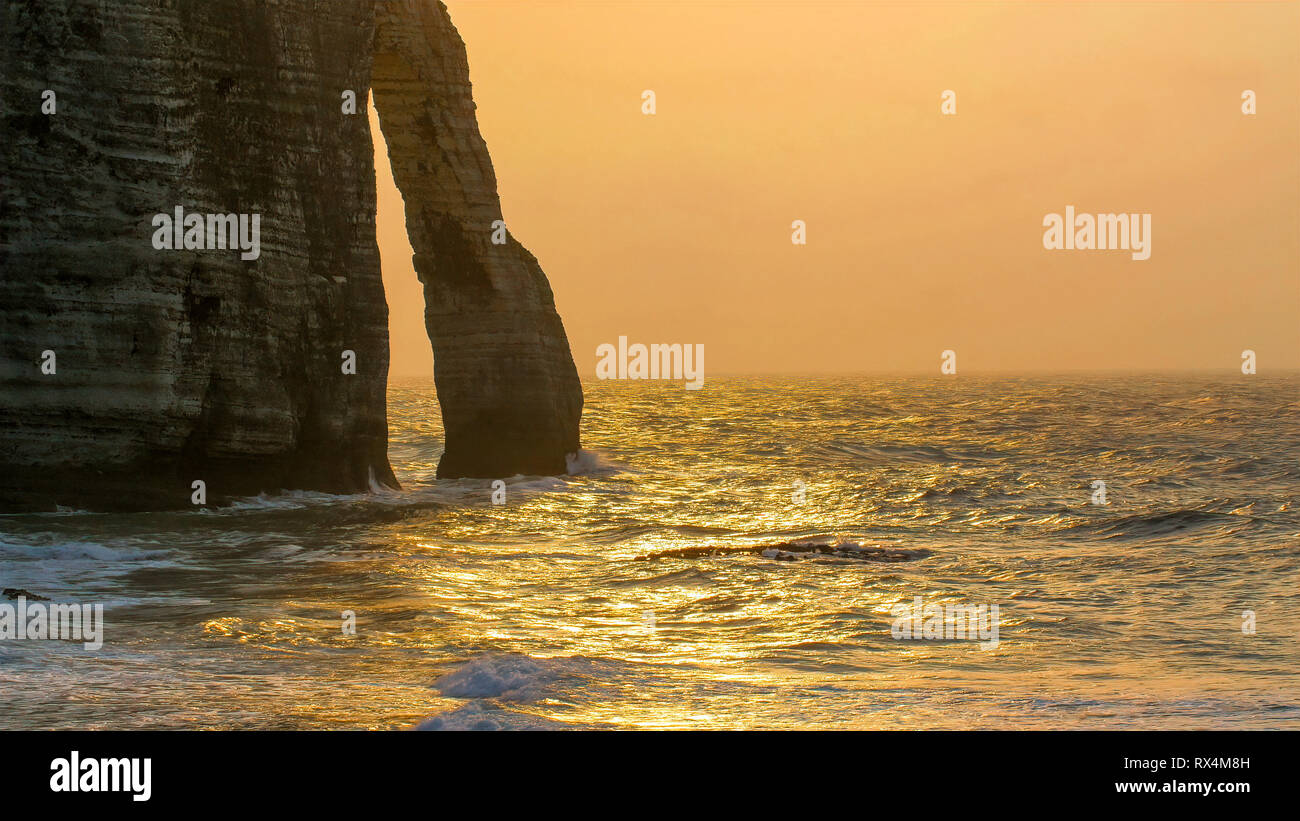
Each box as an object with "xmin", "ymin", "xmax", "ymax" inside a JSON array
[{"xmin": 0, "ymin": 0, "xmax": 582, "ymax": 511}]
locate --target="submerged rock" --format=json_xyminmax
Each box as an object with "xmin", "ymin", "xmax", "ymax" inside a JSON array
[
  {"xmin": 639, "ymin": 541, "xmax": 932, "ymax": 563},
  {"xmin": 3, "ymin": 588, "xmax": 51, "ymax": 602},
  {"xmin": 0, "ymin": 1, "xmax": 582, "ymax": 511}
]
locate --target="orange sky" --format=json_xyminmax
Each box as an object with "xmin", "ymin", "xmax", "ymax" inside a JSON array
[{"xmin": 376, "ymin": 0, "xmax": 1300, "ymax": 377}]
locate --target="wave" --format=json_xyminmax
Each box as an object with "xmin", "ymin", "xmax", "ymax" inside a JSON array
[
  {"xmin": 210, "ymin": 458, "xmax": 607, "ymax": 516},
  {"xmin": 0, "ymin": 539, "xmax": 172, "ymax": 562},
  {"xmin": 565, "ymin": 448, "xmax": 625, "ymax": 476},
  {"xmin": 0, "ymin": 537, "xmax": 181, "ymax": 603},
  {"xmin": 906, "ymin": 486, "xmax": 975, "ymax": 502},
  {"xmin": 0, "ymin": 505, "xmax": 95, "ymax": 518},
  {"xmin": 1055, "ymin": 509, "xmax": 1252, "ymax": 540},
  {"xmin": 221, "ymin": 489, "xmax": 380, "ymax": 512},
  {"xmin": 413, "ymin": 700, "xmax": 577, "ymax": 731},
  {"xmin": 813, "ymin": 440, "xmax": 1007, "ymax": 465},
  {"xmin": 431, "ymin": 652, "xmax": 618, "ymax": 702}
]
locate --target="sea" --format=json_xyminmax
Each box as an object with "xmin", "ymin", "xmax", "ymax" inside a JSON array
[{"xmin": 1, "ymin": 374, "xmax": 1297, "ymax": 729}]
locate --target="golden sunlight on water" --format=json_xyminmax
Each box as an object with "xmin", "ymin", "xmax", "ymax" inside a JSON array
[{"xmin": 1, "ymin": 375, "xmax": 1297, "ymax": 729}]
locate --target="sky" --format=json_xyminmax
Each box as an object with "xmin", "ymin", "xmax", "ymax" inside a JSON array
[{"xmin": 376, "ymin": 0, "xmax": 1300, "ymax": 378}]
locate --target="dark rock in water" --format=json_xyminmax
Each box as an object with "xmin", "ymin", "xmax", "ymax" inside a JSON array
[
  {"xmin": 639, "ymin": 541, "xmax": 931, "ymax": 563},
  {"xmin": 3, "ymin": 588, "xmax": 51, "ymax": 602},
  {"xmin": 0, "ymin": 0, "xmax": 582, "ymax": 511}
]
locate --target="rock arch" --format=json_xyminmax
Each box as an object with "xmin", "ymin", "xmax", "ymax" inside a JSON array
[
  {"xmin": 0, "ymin": 0, "xmax": 581, "ymax": 510},
  {"xmin": 371, "ymin": 1, "xmax": 582, "ymax": 479}
]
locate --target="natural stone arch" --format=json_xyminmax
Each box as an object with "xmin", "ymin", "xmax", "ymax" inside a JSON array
[
  {"xmin": 0, "ymin": 0, "xmax": 580, "ymax": 510},
  {"xmin": 370, "ymin": 1, "xmax": 582, "ymax": 479}
]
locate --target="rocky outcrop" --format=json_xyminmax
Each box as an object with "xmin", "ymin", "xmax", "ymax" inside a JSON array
[
  {"xmin": 372, "ymin": 2, "xmax": 582, "ymax": 479},
  {"xmin": 0, "ymin": 0, "xmax": 582, "ymax": 511}
]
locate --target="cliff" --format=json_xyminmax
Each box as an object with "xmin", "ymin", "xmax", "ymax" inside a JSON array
[{"xmin": 0, "ymin": 0, "xmax": 582, "ymax": 511}]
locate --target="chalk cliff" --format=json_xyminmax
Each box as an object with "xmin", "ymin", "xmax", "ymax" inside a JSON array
[{"xmin": 0, "ymin": 0, "xmax": 582, "ymax": 511}]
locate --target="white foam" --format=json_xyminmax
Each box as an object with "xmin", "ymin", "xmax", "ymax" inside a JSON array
[
  {"xmin": 565, "ymin": 449, "xmax": 623, "ymax": 476},
  {"xmin": 0, "ymin": 536, "xmax": 181, "ymax": 601},
  {"xmin": 429, "ymin": 652, "xmax": 618, "ymax": 704},
  {"xmin": 413, "ymin": 700, "xmax": 569, "ymax": 731},
  {"xmin": 0, "ymin": 539, "xmax": 169, "ymax": 562},
  {"xmin": 221, "ymin": 489, "xmax": 370, "ymax": 511},
  {"xmin": 432, "ymin": 653, "xmax": 558, "ymax": 701},
  {"xmin": 367, "ymin": 465, "xmax": 403, "ymax": 496}
]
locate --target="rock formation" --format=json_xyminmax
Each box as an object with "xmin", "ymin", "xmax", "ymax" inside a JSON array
[
  {"xmin": 0, "ymin": 0, "xmax": 582, "ymax": 511},
  {"xmin": 373, "ymin": 2, "xmax": 583, "ymax": 480}
]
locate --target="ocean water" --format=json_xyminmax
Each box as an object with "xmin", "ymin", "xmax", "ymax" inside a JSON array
[{"xmin": 1, "ymin": 374, "xmax": 1297, "ymax": 730}]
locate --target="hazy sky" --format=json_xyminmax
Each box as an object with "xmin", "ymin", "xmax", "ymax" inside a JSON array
[{"xmin": 376, "ymin": 0, "xmax": 1299, "ymax": 377}]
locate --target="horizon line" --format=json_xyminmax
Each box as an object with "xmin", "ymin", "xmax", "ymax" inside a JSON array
[{"xmin": 387, "ymin": 367, "xmax": 1300, "ymax": 380}]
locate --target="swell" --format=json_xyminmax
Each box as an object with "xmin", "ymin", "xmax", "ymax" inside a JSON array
[{"xmin": 1054, "ymin": 508, "xmax": 1257, "ymax": 540}]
